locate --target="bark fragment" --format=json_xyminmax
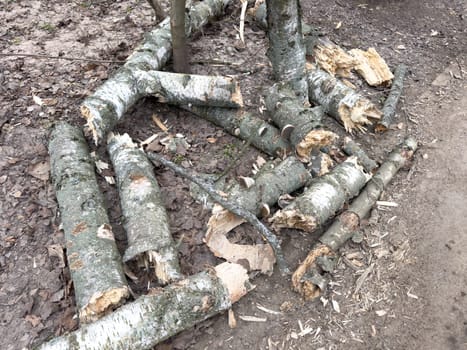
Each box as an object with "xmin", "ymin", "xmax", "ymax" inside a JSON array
[
  {"xmin": 48, "ymin": 122, "xmax": 129, "ymax": 323},
  {"xmin": 38, "ymin": 262, "xmax": 251, "ymax": 350},
  {"xmin": 185, "ymin": 106, "xmax": 291, "ymax": 157},
  {"xmin": 270, "ymin": 157, "xmax": 371, "ymax": 232},
  {"xmin": 307, "ymin": 67, "xmax": 382, "ymax": 132},
  {"xmin": 292, "ymin": 137, "xmax": 417, "ymax": 299},
  {"xmin": 107, "ymin": 133, "xmax": 182, "ymax": 284},
  {"xmin": 205, "ymin": 157, "xmax": 311, "ymax": 273}
]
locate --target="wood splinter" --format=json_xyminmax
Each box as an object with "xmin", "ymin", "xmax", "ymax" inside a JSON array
[
  {"xmin": 107, "ymin": 133, "xmax": 183, "ymax": 284},
  {"xmin": 292, "ymin": 137, "xmax": 417, "ymax": 299}
]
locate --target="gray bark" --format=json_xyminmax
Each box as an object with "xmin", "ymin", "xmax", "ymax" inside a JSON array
[
  {"xmin": 49, "ymin": 122, "xmax": 129, "ymax": 323},
  {"xmin": 107, "ymin": 133, "xmax": 183, "ymax": 284},
  {"xmin": 342, "ymin": 136, "xmax": 378, "ymax": 173},
  {"xmin": 171, "ymin": 0, "xmax": 189, "ymax": 73}
]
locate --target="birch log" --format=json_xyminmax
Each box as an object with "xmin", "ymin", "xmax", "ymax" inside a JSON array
[
  {"xmin": 82, "ymin": 70, "xmax": 242, "ymax": 144},
  {"xmin": 307, "ymin": 67, "xmax": 382, "ymax": 133},
  {"xmin": 265, "ymin": 83, "xmax": 338, "ymax": 162},
  {"xmin": 377, "ymin": 64, "xmax": 408, "ymax": 131},
  {"xmin": 107, "ymin": 133, "xmax": 183, "ymax": 284},
  {"xmin": 270, "ymin": 157, "xmax": 371, "ymax": 232},
  {"xmin": 342, "ymin": 136, "xmax": 378, "ymax": 173},
  {"xmin": 185, "ymin": 105, "xmax": 291, "ymax": 157},
  {"xmin": 38, "ymin": 262, "xmax": 251, "ymax": 350},
  {"xmin": 49, "ymin": 122, "xmax": 129, "ymax": 323},
  {"xmin": 266, "ymin": 0, "xmax": 307, "ymax": 100},
  {"xmin": 205, "ymin": 156, "xmax": 311, "ymax": 273},
  {"xmin": 81, "ymin": 0, "xmax": 233, "ymax": 144},
  {"xmin": 292, "ymin": 137, "xmax": 417, "ymax": 299}
]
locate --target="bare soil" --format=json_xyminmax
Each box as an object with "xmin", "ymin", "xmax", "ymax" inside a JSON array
[{"xmin": 0, "ymin": 1, "xmax": 466, "ymax": 349}]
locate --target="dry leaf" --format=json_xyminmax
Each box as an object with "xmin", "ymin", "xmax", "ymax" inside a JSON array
[
  {"xmin": 25, "ymin": 314, "xmax": 42, "ymax": 327},
  {"xmin": 28, "ymin": 160, "xmax": 50, "ymax": 181}
]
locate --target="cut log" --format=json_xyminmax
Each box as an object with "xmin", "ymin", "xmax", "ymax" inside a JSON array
[
  {"xmin": 312, "ymin": 37, "xmax": 357, "ymax": 78},
  {"xmin": 270, "ymin": 157, "xmax": 371, "ymax": 232},
  {"xmin": 82, "ymin": 70, "xmax": 242, "ymax": 144},
  {"xmin": 377, "ymin": 64, "xmax": 408, "ymax": 131},
  {"xmin": 37, "ymin": 262, "xmax": 251, "ymax": 350},
  {"xmin": 266, "ymin": 0, "xmax": 307, "ymax": 100},
  {"xmin": 342, "ymin": 136, "xmax": 378, "ymax": 173},
  {"xmin": 185, "ymin": 105, "xmax": 291, "ymax": 157},
  {"xmin": 307, "ymin": 66, "xmax": 382, "ymax": 132},
  {"xmin": 205, "ymin": 156, "xmax": 311, "ymax": 273},
  {"xmin": 81, "ymin": 0, "xmax": 234, "ymax": 144},
  {"xmin": 265, "ymin": 83, "xmax": 338, "ymax": 162},
  {"xmin": 48, "ymin": 122, "xmax": 129, "ymax": 323},
  {"xmin": 147, "ymin": 152, "xmax": 291, "ymax": 275},
  {"xmin": 349, "ymin": 47, "xmax": 394, "ymax": 87},
  {"xmin": 292, "ymin": 137, "xmax": 417, "ymax": 299},
  {"xmin": 107, "ymin": 133, "xmax": 183, "ymax": 285}
]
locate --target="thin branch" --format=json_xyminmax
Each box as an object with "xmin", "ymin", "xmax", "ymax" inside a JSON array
[
  {"xmin": 147, "ymin": 152, "xmax": 291, "ymax": 275},
  {"xmin": 0, "ymin": 52, "xmax": 124, "ymax": 64}
]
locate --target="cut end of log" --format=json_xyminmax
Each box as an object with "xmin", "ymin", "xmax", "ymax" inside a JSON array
[
  {"xmin": 231, "ymin": 80, "xmax": 244, "ymax": 108},
  {"xmin": 215, "ymin": 262, "xmax": 251, "ymax": 303},
  {"xmin": 310, "ymin": 151, "xmax": 334, "ymax": 177},
  {"xmin": 81, "ymin": 104, "xmax": 100, "ymax": 145},
  {"xmin": 281, "ymin": 124, "xmax": 295, "ymax": 140},
  {"xmin": 314, "ymin": 38, "xmax": 357, "ymax": 78},
  {"xmin": 338, "ymin": 98, "xmax": 382, "ymax": 133},
  {"xmin": 296, "ymin": 130, "xmax": 339, "ymax": 162},
  {"xmin": 349, "ymin": 47, "xmax": 394, "ymax": 87},
  {"xmin": 270, "ymin": 210, "xmax": 318, "ymax": 233},
  {"xmin": 79, "ymin": 286, "xmax": 130, "ymax": 323}
]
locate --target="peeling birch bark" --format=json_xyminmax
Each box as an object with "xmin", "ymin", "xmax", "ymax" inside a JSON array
[
  {"xmin": 270, "ymin": 157, "xmax": 371, "ymax": 232},
  {"xmin": 107, "ymin": 133, "xmax": 182, "ymax": 284},
  {"xmin": 377, "ymin": 64, "xmax": 408, "ymax": 131},
  {"xmin": 307, "ymin": 67, "xmax": 382, "ymax": 132},
  {"xmin": 205, "ymin": 156, "xmax": 311, "ymax": 273},
  {"xmin": 82, "ymin": 70, "xmax": 242, "ymax": 144},
  {"xmin": 48, "ymin": 122, "xmax": 129, "ymax": 323},
  {"xmin": 81, "ymin": 0, "xmax": 233, "ymax": 143},
  {"xmin": 38, "ymin": 262, "xmax": 251, "ymax": 350},
  {"xmin": 266, "ymin": 0, "xmax": 308, "ymax": 100},
  {"xmin": 349, "ymin": 47, "xmax": 394, "ymax": 87},
  {"xmin": 185, "ymin": 105, "xmax": 291, "ymax": 157},
  {"xmin": 292, "ymin": 137, "xmax": 417, "ymax": 299},
  {"xmin": 342, "ymin": 137, "xmax": 378, "ymax": 173}
]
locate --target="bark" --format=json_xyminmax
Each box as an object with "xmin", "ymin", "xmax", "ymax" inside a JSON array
[
  {"xmin": 342, "ymin": 136, "xmax": 378, "ymax": 173},
  {"xmin": 48, "ymin": 122, "xmax": 129, "ymax": 323},
  {"xmin": 307, "ymin": 67, "xmax": 382, "ymax": 132},
  {"xmin": 171, "ymin": 0, "xmax": 189, "ymax": 73},
  {"xmin": 377, "ymin": 64, "xmax": 408, "ymax": 131},
  {"xmin": 292, "ymin": 137, "xmax": 417, "ymax": 299},
  {"xmin": 146, "ymin": 0, "xmax": 167, "ymax": 23},
  {"xmin": 82, "ymin": 70, "xmax": 242, "ymax": 144},
  {"xmin": 266, "ymin": 0, "xmax": 307, "ymax": 100},
  {"xmin": 185, "ymin": 105, "xmax": 291, "ymax": 157},
  {"xmin": 205, "ymin": 156, "xmax": 311, "ymax": 273},
  {"xmin": 270, "ymin": 157, "xmax": 371, "ymax": 232},
  {"xmin": 107, "ymin": 133, "xmax": 183, "ymax": 284},
  {"xmin": 81, "ymin": 0, "xmax": 233, "ymax": 144},
  {"xmin": 37, "ymin": 262, "xmax": 251, "ymax": 350},
  {"xmin": 265, "ymin": 83, "xmax": 340, "ymax": 162},
  {"xmin": 147, "ymin": 152, "xmax": 291, "ymax": 275}
]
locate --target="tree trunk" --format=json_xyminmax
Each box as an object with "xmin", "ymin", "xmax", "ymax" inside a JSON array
[
  {"xmin": 107, "ymin": 133, "xmax": 183, "ymax": 284},
  {"xmin": 37, "ymin": 262, "xmax": 251, "ymax": 350},
  {"xmin": 49, "ymin": 122, "xmax": 129, "ymax": 323},
  {"xmin": 170, "ymin": 0, "xmax": 189, "ymax": 73}
]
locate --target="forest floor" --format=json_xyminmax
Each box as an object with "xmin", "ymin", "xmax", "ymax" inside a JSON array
[{"xmin": 0, "ymin": 0, "xmax": 466, "ymax": 349}]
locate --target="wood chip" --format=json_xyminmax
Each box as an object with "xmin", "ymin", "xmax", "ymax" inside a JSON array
[
  {"xmin": 239, "ymin": 315, "xmax": 267, "ymax": 322},
  {"xmin": 228, "ymin": 309, "xmax": 237, "ymax": 328},
  {"xmin": 376, "ymin": 201, "xmax": 399, "ymax": 207},
  {"xmin": 151, "ymin": 114, "xmax": 169, "ymax": 132},
  {"xmin": 331, "ymin": 299, "xmax": 341, "ymax": 313},
  {"xmin": 375, "ymin": 310, "xmax": 387, "ymax": 316},
  {"xmin": 256, "ymin": 304, "xmax": 282, "ymax": 315}
]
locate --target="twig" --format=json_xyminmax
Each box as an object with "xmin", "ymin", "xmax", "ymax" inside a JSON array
[
  {"xmin": 216, "ymin": 137, "xmax": 253, "ymax": 182},
  {"xmin": 147, "ymin": 152, "xmax": 291, "ymax": 275},
  {"xmin": 0, "ymin": 52, "xmax": 124, "ymax": 64}
]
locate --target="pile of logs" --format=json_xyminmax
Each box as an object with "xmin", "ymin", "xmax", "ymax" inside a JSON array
[{"xmin": 39, "ymin": 0, "xmax": 415, "ymax": 348}]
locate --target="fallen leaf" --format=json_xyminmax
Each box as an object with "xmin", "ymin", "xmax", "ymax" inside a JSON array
[
  {"xmin": 28, "ymin": 160, "xmax": 50, "ymax": 181},
  {"xmin": 25, "ymin": 314, "xmax": 42, "ymax": 327},
  {"xmin": 206, "ymin": 137, "xmax": 217, "ymax": 144},
  {"xmin": 33, "ymin": 95, "xmax": 44, "ymax": 106}
]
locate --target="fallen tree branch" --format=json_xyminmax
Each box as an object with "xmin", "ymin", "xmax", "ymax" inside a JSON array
[
  {"xmin": 49, "ymin": 122, "xmax": 129, "ymax": 323},
  {"xmin": 82, "ymin": 70, "xmax": 243, "ymax": 144},
  {"xmin": 147, "ymin": 152, "xmax": 291, "ymax": 275},
  {"xmin": 185, "ymin": 105, "xmax": 291, "ymax": 157},
  {"xmin": 81, "ymin": 0, "xmax": 234, "ymax": 143},
  {"xmin": 270, "ymin": 157, "xmax": 371, "ymax": 232},
  {"xmin": 292, "ymin": 137, "xmax": 417, "ymax": 299},
  {"xmin": 38, "ymin": 262, "xmax": 252, "ymax": 350},
  {"xmin": 342, "ymin": 136, "xmax": 378, "ymax": 173},
  {"xmin": 205, "ymin": 156, "xmax": 311, "ymax": 273},
  {"xmin": 107, "ymin": 133, "xmax": 183, "ymax": 284},
  {"xmin": 377, "ymin": 64, "xmax": 408, "ymax": 131},
  {"xmin": 307, "ymin": 66, "xmax": 382, "ymax": 133}
]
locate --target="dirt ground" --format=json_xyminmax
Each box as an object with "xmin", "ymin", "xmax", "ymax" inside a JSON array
[{"xmin": 0, "ymin": 0, "xmax": 466, "ymax": 349}]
